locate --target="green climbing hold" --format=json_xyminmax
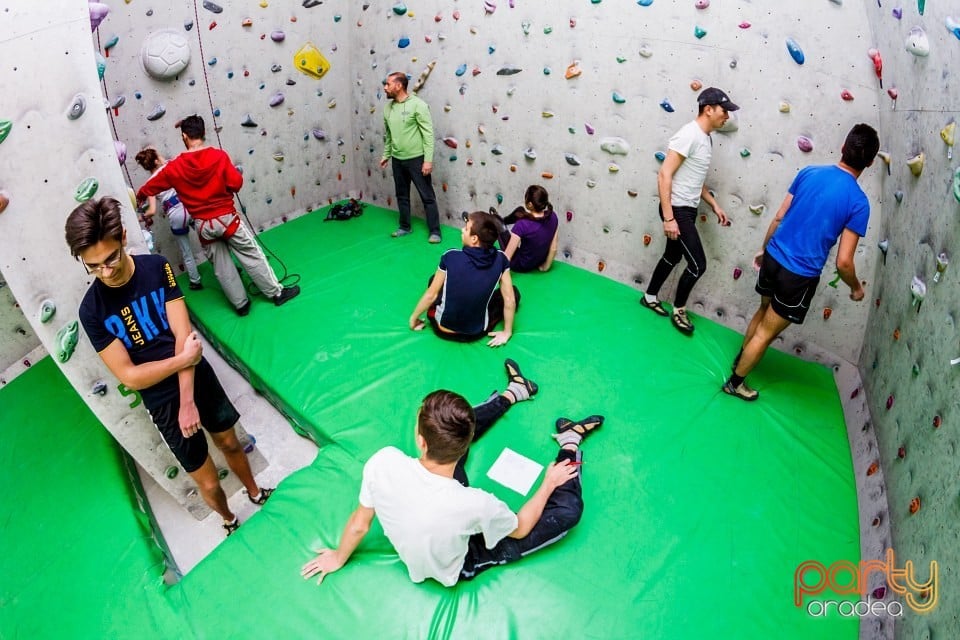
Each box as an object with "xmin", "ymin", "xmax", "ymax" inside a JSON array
[
  {"xmin": 616, "ymin": 56, "xmax": 627, "ymax": 63},
  {"xmin": 104, "ymin": 35, "xmax": 119, "ymax": 51},
  {"xmin": 953, "ymin": 167, "xmax": 960, "ymax": 203},
  {"xmin": 496, "ymin": 193, "xmax": 503, "ymax": 204},
  {"xmin": 95, "ymin": 52, "xmax": 106, "ymax": 80},
  {"xmin": 694, "ymin": 26, "xmax": 707, "ymax": 39},
  {"xmin": 55, "ymin": 321, "xmax": 79, "ymax": 363},
  {"xmin": 543, "ymin": 26, "xmax": 553, "ymax": 34},
  {"xmin": 0, "ymin": 120, "xmax": 12, "ymax": 145},
  {"xmin": 612, "ymin": 92, "xmax": 626, "ymax": 104},
  {"xmin": 740, "ymin": 148, "xmax": 751, "ymax": 158},
  {"xmin": 217, "ymin": 468, "xmax": 229, "ymax": 480},
  {"xmin": 74, "ymin": 177, "xmax": 99, "ymax": 202},
  {"xmin": 39, "ymin": 299, "xmax": 56, "ymax": 324},
  {"xmin": 392, "ymin": 3, "xmax": 407, "ymax": 15},
  {"xmin": 165, "ymin": 466, "xmax": 179, "ymax": 479}
]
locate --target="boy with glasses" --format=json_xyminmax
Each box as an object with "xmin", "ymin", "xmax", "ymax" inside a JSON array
[{"xmin": 66, "ymin": 196, "xmax": 273, "ymax": 535}]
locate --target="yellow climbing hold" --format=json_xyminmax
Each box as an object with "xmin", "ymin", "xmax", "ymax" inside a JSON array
[
  {"xmin": 941, "ymin": 122, "xmax": 956, "ymax": 147},
  {"xmin": 907, "ymin": 152, "xmax": 925, "ymax": 177},
  {"xmin": 294, "ymin": 42, "xmax": 331, "ymax": 80}
]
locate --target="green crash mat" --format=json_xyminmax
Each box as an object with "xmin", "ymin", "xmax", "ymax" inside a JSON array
[
  {"xmin": 0, "ymin": 357, "xmax": 179, "ymax": 640},
  {"xmin": 171, "ymin": 204, "xmax": 860, "ymax": 639}
]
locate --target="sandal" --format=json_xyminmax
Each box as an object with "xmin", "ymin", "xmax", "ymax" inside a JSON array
[
  {"xmin": 223, "ymin": 517, "xmax": 240, "ymax": 536},
  {"xmin": 555, "ymin": 415, "xmax": 605, "ymax": 441},
  {"xmin": 248, "ymin": 487, "xmax": 274, "ymax": 506}
]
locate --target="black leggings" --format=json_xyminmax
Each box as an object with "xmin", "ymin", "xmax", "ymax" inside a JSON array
[{"xmin": 645, "ymin": 205, "xmax": 706, "ymax": 308}]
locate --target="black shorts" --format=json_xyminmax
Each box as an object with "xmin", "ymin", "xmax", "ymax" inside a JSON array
[
  {"xmin": 755, "ymin": 252, "xmax": 820, "ymax": 324},
  {"xmin": 146, "ymin": 358, "xmax": 240, "ymax": 473}
]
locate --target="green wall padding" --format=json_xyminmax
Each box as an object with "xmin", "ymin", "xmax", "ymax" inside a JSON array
[
  {"xmin": 0, "ymin": 357, "xmax": 180, "ymax": 639},
  {"xmin": 169, "ymin": 205, "xmax": 860, "ymax": 639}
]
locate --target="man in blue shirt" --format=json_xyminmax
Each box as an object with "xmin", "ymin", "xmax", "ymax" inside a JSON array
[
  {"xmin": 723, "ymin": 124, "xmax": 879, "ymax": 401},
  {"xmin": 409, "ymin": 211, "xmax": 518, "ymax": 347}
]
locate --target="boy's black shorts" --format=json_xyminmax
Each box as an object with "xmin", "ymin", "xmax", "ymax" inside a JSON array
[{"xmin": 755, "ymin": 252, "xmax": 820, "ymax": 324}]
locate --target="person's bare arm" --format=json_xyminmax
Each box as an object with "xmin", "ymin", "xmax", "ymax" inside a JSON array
[
  {"xmin": 300, "ymin": 506, "xmax": 376, "ymax": 584},
  {"xmin": 167, "ymin": 298, "xmax": 200, "ymax": 438},
  {"xmin": 409, "ymin": 269, "xmax": 445, "ymax": 330},
  {"xmin": 538, "ymin": 229, "xmax": 559, "ymax": 271},
  {"xmin": 96, "ymin": 331, "xmax": 201, "ymax": 391},
  {"xmin": 700, "ymin": 185, "xmax": 729, "ymax": 226},
  {"xmin": 657, "ymin": 151, "xmax": 684, "ymax": 240},
  {"xmin": 836, "ymin": 229, "xmax": 864, "ymax": 301},
  {"xmin": 507, "ymin": 461, "xmax": 578, "ymax": 539},
  {"xmin": 487, "ymin": 270, "xmax": 515, "ymax": 347}
]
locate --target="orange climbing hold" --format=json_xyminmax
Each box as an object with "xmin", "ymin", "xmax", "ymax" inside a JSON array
[
  {"xmin": 893, "ymin": 328, "xmax": 900, "ymax": 340},
  {"xmin": 290, "ymin": 186, "xmax": 296, "ymax": 196},
  {"xmin": 242, "ymin": 18, "xmax": 253, "ymax": 27},
  {"xmin": 565, "ymin": 62, "xmax": 582, "ymax": 79},
  {"xmin": 866, "ymin": 461, "xmax": 879, "ymax": 476},
  {"xmin": 442, "ymin": 182, "xmax": 448, "ymax": 192},
  {"xmin": 597, "ymin": 260, "xmax": 606, "ymax": 272},
  {"xmin": 909, "ymin": 497, "xmax": 921, "ymax": 514},
  {"xmin": 509, "ymin": 164, "xmax": 517, "ymax": 172},
  {"xmin": 643, "ymin": 234, "xmax": 652, "ymax": 246},
  {"xmin": 823, "ymin": 307, "xmax": 832, "ymax": 320},
  {"xmin": 541, "ymin": 172, "xmax": 554, "ymax": 179}
]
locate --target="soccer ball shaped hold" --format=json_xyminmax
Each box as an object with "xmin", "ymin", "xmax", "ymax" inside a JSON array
[{"xmin": 141, "ymin": 29, "xmax": 191, "ymax": 80}]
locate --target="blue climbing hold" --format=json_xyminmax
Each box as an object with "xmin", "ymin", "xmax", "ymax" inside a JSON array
[
  {"xmin": 637, "ymin": 0, "xmax": 653, "ymax": 5},
  {"xmin": 398, "ymin": 37, "xmax": 411, "ymax": 48},
  {"xmin": 659, "ymin": 99, "xmax": 674, "ymax": 113},
  {"xmin": 654, "ymin": 151, "xmax": 666, "ymax": 162},
  {"xmin": 786, "ymin": 38, "xmax": 805, "ymax": 65},
  {"xmin": 455, "ymin": 63, "xmax": 467, "ymax": 76}
]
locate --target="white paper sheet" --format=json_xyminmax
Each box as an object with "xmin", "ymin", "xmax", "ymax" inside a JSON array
[{"xmin": 486, "ymin": 448, "xmax": 544, "ymax": 495}]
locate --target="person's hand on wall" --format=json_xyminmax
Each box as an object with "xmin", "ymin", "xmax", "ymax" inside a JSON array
[
  {"xmin": 849, "ymin": 283, "xmax": 865, "ymax": 302},
  {"xmin": 713, "ymin": 206, "xmax": 730, "ymax": 226}
]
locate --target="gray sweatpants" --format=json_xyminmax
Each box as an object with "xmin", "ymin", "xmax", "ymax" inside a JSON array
[
  {"xmin": 172, "ymin": 233, "xmax": 202, "ymax": 285},
  {"xmin": 197, "ymin": 212, "xmax": 282, "ymax": 309}
]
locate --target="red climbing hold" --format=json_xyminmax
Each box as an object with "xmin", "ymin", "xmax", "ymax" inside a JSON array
[
  {"xmin": 866, "ymin": 461, "xmax": 879, "ymax": 476},
  {"xmin": 597, "ymin": 260, "xmax": 605, "ymax": 272},
  {"xmin": 908, "ymin": 497, "xmax": 921, "ymax": 514},
  {"xmin": 897, "ymin": 445, "xmax": 906, "ymax": 459},
  {"xmin": 823, "ymin": 307, "xmax": 832, "ymax": 320},
  {"xmin": 885, "ymin": 395, "xmax": 894, "ymax": 410},
  {"xmin": 643, "ymin": 234, "xmax": 652, "ymax": 246},
  {"xmin": 933, "ymin": 415, "xmax": 942, "ymax": 428}
]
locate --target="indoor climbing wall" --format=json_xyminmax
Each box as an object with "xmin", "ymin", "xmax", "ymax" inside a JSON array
[
  {"xmin": 95, "ymin": 0, "xmax": 357, "ymax": 241},
  {"xmin": 349, "ymin": 0, "xmax": 883, "ymax": 365},
  {"xmin": 0, "ymin": 277, "xmax": 41, "ymax": 381},
  {"xmin": 0, "ymin": 1, "xmax": 264, "ymax": 518},
  {"xmin": 858, "ymin": 1, "xmax": 960, "ymax": 636}
]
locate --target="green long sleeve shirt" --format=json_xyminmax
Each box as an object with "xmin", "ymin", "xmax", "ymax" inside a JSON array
[{"xmin": 382, "ymin": 94, "xmax": 435, "ymax": 163}]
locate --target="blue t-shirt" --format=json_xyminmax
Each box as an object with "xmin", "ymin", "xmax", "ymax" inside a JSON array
[
  {"xmin": 435, "ymin": 247, "xmax": 510, "ymax": 335},
  {"xmin": 79, "ymin": 254, "xmax": 185, "ymax": 407},
  {"xmin": 766, "ymin": 165, "xmax": 870, "ymax": 277}
]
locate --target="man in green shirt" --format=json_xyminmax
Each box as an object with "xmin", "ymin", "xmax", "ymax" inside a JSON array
[{"xmin": 380, "ymin": 71, "xmax": 442, "ymax": 244}]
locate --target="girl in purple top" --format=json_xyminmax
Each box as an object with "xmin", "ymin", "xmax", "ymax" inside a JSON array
[{"xmin": 501, "ymin": 185, "xmax": 560, "ymax": 273}]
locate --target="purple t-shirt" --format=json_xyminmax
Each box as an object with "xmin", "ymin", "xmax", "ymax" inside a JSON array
[{"xmin": 509, "ymin": 211, "xmax": 559, "ymax": 272}]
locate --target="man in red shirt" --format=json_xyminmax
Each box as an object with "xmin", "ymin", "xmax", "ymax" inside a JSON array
[{"xmin": 138, "ymin": 115, "xmax": 299, "ymax": 315}]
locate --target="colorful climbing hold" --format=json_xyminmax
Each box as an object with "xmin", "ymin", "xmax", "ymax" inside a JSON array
[
  {"xmin": 600, "ymin": 137, "xmax": 630, "ymax": 155},
  {"xmin": 933, "ymin": 415, "xmax": 942, "ymax": 428},
  {"xmin": 786, "ymin": 38, "xmax": 805, "ymax": 64},
  {"xmin": 455, "ymin": 63, "xmax": 467, "ymax": 76},
  {"xmin": 565, "ymin": 62, "xmax": 582, "ymax": 79},
  {"xmin": 654, "ymin": 151, "xmax": 666, "ymax": 162},
  {"xmin": 398, "ymin": 37, "xmax": 411, "ymax": 48},
  {"xmin": 89, "ymin": 2, "xmax": 110, "ymax": 31},
  {"xmin": 597, "ymin": 260, "xmax": 606, "ymax": 272},
  {"xmin": 907, "ymin": 152, "xmax": 925, "ymax": 176},
  {"xmin": 269, "ymin": 92, "xmax": 285, "ymax": 107},
  {"xmin": 541, "ymin": 172, "xmax": 554, "ymax": 179},
  {"xmin": 643, "ymin": 234, "xmax": 652, "ymax": 246},
  {"xmin": 694, "ymin": 26, "xmax": 707, "ymax": 39},
  {"xmin": 612, "ymin": 92, "xmax": 626, "ymax": 104},
  {"xmin": 584, "ymin": 123, "xmax": 596, "ymax": 135},
  {"xmin": 55, "ymin": 321, "xmax": 80, "ymax": 363},
  {"xmin": 823, "ymin": 307, "xmax": 832, "ymax": 320},
  {"xmin": 659, "ymin": 99, "xmax": 674, "ymax": 113},
  {"xmin": 74, "ymin": 178, "xmax": 99, "ymax": 202},
  {"xmin": 779, "ymin": 101, "xmax": 791, "ymax": 113},
  {"xmin": 241, "ymin": 115, "xmax": 258, "ymax": 127},
  {"xmin": 66, "ymin": 94, "xmax": 86, "ymax": 120},
  {"xmin": 739, "ymin": 148, "xmax": 751, "ymax": 158},
  {"xmin": 294, "ymin": 43, "xmax": 331, "ymax": 79},
  {"xmin": 566, "ymin": 210, "xmax": 573, "ymax": 222},
  {"xmin": 868, "ymin": 49, "xmax": 883, "ymax": 87},
  {"xmin": 0, "ymin": 191, "xmax": 8, "ymax": 215},
  {"xmin": 393, "ymin": 2, "xmax": 407, "ymax": 15},
  {"xmin": 797, "ymin": 136, "xmax": 814, "ymax": 152},
  {"xmin": 866, "ymin": 461, "xmax": 879, "ymax": 476},
  {"xmin": 905, "ymin": 26, "xmax": 930, "ymax": 56},
  {"xmin": 886, "ymin": 395, "xmax": 894, "ymax": 410},
  {"xmin": 0, "ymin": 120, "xmax": 12, "ymax": 145},
  {"xmin": 689, "ymin": 80, "xmax": 702, "ymax": 91},
  {"xmin": 442, "ymin": 137, "xmax": 458, "ymax": 148},
  {"xmin": 733, "ymin": 267, "xmax": 743, "ymax": 280},
  {"xmin": 908, "ymin": 497, "xmax": 921, "ymax": 514},
  {"xmin": 840, "ymin": 89, "xmax": 854, "ymax": 101},
  {"xmin": 524, "ymin": 148, "xmax": 537, "ymax": 160},
  {"xmin": 565, "ymin": 153, "xmax": 582, "ymax": 166},
  {"xmin": 496, "ymin": 66, "xmax": 522, "ymax": 75}
]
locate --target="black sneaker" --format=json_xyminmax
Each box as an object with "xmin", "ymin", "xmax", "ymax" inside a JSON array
[
  {"xmin": 236, "ymin": 300, "xmax": 252, "ymax": 316},
  {"xmin": 223, "ymin": 517, "xmax": 240, "ymax": 536},
  {"xmin": 189, "ymin": 281, "xmax": 204, "ymax": 291},
  {"xmin": 722, "ymin": 380, "xmax": 759, "ymax": 401},
  {"xmin": 671, "ymin": 308, "xmax": 695, "ymax": 334},
  {"xmin": 248, "ymin": 487, "xmax": 274, "ymax": 505},
  {"xmin": 274, "ymin": 286, "xmax": 301, "ymax": 306},
  {"xmin": 639, "ymin": 297, "xmax": 668, "ymax": 316}
]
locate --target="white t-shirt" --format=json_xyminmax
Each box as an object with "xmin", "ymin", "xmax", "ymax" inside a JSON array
[
  {"xmin": 667, "ymin": 120, "xmax": 713, "ymax": 208},
  {"xmin": 359, "ymin": 446, "xmax": 518, "ymax": 587}
]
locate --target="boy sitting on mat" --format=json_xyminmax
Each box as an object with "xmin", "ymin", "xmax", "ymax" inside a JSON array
[
  {"xmin": 301, "ymin": 360, "xmax": 604, "ymax": 586},
  {"xmin": 408, "ymin": 211, "xmax": 519, "ymax": 347}
]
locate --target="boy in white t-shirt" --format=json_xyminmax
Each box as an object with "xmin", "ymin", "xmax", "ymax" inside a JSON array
[
  {"xmin": 640, "ymin": 87, "xmax": 738, "ymax": 335},
  {"xmin": 301, "ymin": 360, "xmax": 604, "ymax": 587}
]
